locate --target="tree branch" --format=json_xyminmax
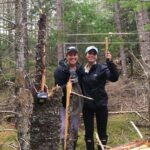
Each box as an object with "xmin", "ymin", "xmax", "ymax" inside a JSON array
[
  {"xmin": 0, "ymin": 16, "xmax": 16, "ymax": 26},
  {"xmin": 0, "ymin": 111, "xmax": 18, "ymax": 115},
  {"xmin": 130, "ymin": 121, "xmax": 143, "ymax": 139}
]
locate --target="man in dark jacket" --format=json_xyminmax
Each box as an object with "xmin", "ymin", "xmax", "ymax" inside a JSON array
[
  {"xmin": 54, "ymin": 46, "xmax": 84, "ymax": 150},
  {"xmin": 82, "ymin": 46, "xmax": 119, "ymax": 150}
]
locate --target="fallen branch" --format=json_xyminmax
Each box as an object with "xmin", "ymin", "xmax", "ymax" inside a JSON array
[
  {"xmin": 109, "ymin": 110, "xmax": 147, "ymax": 114},
  {"xmin": 130, "ymin": 121, "xmax": 143, "ymax": 139},
  {"xmin": 0, "ymin": 111, "xmax": 18, "ymax": 115},
  {"xmin": 129, "ymin": 51, "xmax": 148, "ymax": 78},
  {"xmin": 134, "ymin": 111, "xmax": 149, "ymax": 122},
  {"xmin": 0, "ymin": 16, "xmax": 16, "ymax": 26},
  {"xmin": 0, "ymin": 128, "xmax": 17, "ymax": 132},
  {"xmin": 95, "ymin": 132, "xmax": 105, "ymax": 150}
]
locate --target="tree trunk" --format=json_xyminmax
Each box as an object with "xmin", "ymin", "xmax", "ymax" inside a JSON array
[
  {"xmin": 135, "ymin": 10, "xmax": 150, "ymax": 72},
  {"xmin": 15, "ymin": 73, "xmax": 33, "ymax": 150},
  {"xmin": 135, "ymin": 9, "xmax": 150, "ymax": 126},
  {"xmin": 30, "ymin": 87, "xmax": 63, "ymax": 150},
  {"xmin": 56, "ymin": 0, "xmax": 64, "ymax": 63},
  {"xmin": 30, "ymin": 13, "xmax": 62, "ymax": 150},
  {"xmin": 114, "ymin": 2, "xmax": 127, "ymax": 78},
  {"xmin": 23, "ymin": 0, "xmax": 29, "ymax": 72},
  {"xmin": 34, "ymin": 13, "xmax": 47, "ymax": 91},
  {"xmin": 15, "ymin": 0, "xmax": 32, "ymax": 150},
  {"xmin": 7, "ymin": 0, "xmax": 15, "ymax": 66}
]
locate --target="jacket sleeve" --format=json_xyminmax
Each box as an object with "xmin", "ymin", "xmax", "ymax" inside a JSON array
[
  {"xmin": 54, "ymin": 68, "xmax": 66, "ymax": 92},
  {"xmin": 106, "ymin": 60, "xmax": 119, "ymax": 82}
]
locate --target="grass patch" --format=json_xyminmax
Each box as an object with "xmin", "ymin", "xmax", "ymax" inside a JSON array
[
  {"xmin": 0, "ymin": 114, "xmax": 148, "ymax": 150},
  {"xmin": 77, "ymin": 113, "xmax": 148, "ymax": 149},
  {"xmin": 0, "ymin": 123, "xmax": 17, "ymax": 150}
]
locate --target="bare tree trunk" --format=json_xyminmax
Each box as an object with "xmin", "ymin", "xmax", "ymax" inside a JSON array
[
  {"xmin": 15, "ymin": 0, "xmax": 32, "ymax": 150},
  {"xmin": 7, "ymin": 0, "xmax": 15, "ymax": 63},
  {"xmin": 23, "ymin": 0, "xmax": 29, "ymax": 72},
  {"xmin": 15, "ymin": 75, "xmax": 33, "ymax": 150},
  {"xmin": 114, "ymin": 2, "xmax": 127, "ymax": 78},
  {"xmin": 135, "ymin": 9, "xmax": 150, "ymax": 126},
  {"xmin": 56, "ymin": 0, "xmax": 64, "ymax": 63},
  {"xmin": 135, "ymin": 10, "xmax": 150, "ymax": 71},
  {"xmin": 15, "ymin": 0, "xmax": 25, "ymax": 71}
]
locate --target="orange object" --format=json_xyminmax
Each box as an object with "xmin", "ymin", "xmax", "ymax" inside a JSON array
[{"xmin": 64, "ymin": 80, "xmax": 72, "ymax": 150}]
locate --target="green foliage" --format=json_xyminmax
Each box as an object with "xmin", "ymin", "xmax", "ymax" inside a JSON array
[
  {"xmin": 64, "ymin": 0, "xmax": 115, "ymax": 34},
  {"xmin": 144, "ymin": 23, "xmax": 150, "ymax": 31},
  {"xmin": 62, "ymin": 0, "xmax": 118, "ymax": 60},
  {"xmin": 119, "ymin": 0, "xmax": 150, "ymax": 12}
]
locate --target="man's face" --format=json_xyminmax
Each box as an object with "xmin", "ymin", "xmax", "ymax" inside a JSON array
[
  {"xmin": 85, "ymin": 50, "xmax": 97, "ymax": 63},
  {"xmin": 66, "ymin": 51, "xmax": 78, "ymax": 66}
]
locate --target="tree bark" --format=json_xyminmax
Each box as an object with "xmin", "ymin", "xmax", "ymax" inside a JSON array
[
  {"xmin": 30, "ymin": 87, "xmax": 63, "ymax": 150},
  {"xmin": 135, "ymin": 9, "xmax": 150, "ymax": 126},
  {"xmin": 135, "ymin": 10, "xmax": 150, "ymax": 72},
  {"xmin": 15, "ymin": 1, "xmax": 32, "ymax": 150},
  {"xmin": 34, "ymin": 13, "xmax": 47, "ymax": 91},
  {"xmin": 30, "ymin": 12, "xmax": 62, "ymax": 150},
  {"xmin": 23, "ymin": 0, "xmax": 29, "ymax": 72},
  {"xmin": 114, "ymin": 2, "xmax": 127, "ymax": 78},
  {"xmin": 15, "ymin": 0, "xmax": 25, "ymax": 71}
]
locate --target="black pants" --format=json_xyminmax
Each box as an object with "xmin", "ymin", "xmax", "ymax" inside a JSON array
[{"xmin": 83, "ymin": 105, "xmax": 108, "ymax": 149}]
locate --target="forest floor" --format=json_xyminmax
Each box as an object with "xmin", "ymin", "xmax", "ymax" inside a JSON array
[{"xmin": 0, "ymin": 77, "xmax": 149, "ymax": 150}]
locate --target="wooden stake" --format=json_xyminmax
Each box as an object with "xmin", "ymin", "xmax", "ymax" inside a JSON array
[
  {"xmin": 105, "ymin": 37, "xmax": 108, "ymax": 53},
  {"xmin": 64, "ymin": 80, "xmax": 72, "ymax": 150},
  {"xmin": 41, "ymin": 45, "xmax": 46, "ymax": 91}
]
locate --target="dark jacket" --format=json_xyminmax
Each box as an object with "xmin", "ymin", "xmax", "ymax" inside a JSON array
[
  {"xmin": 82, "ymin": 60, "xmax": 119, "ymax": 108},
  {"xmin": 54, "ymin": 59, "xmax": 84, "ymax": 108}
]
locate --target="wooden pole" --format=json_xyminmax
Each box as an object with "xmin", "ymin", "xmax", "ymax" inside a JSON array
[
  {"xmin": 64, "ymin": 80, "xmax": 72, "ymax": 150},
  {"xmin": 105, "ymin": 37, "xmax": 109, "ymax": 53},
  {"xmin": 41, "ymin": 45, "xmax": 46, "ymax": 91}
]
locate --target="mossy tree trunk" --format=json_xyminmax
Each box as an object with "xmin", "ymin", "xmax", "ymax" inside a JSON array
[{"xmin": 30, "ymin": 87, "xmax": 63, "ymax": 150}]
